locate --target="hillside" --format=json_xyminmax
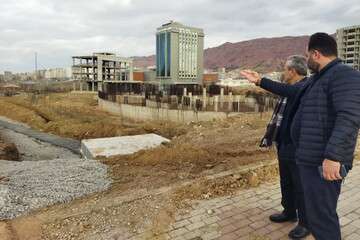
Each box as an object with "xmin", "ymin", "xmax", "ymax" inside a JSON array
[{"xmin": 133, "ymin": 35, "xmax": 310, "ymax": 73}]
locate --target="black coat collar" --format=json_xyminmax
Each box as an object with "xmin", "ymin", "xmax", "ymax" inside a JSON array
[{"xmin": 313, "ymin": 58, "xmax": 341, "ymax": 79}]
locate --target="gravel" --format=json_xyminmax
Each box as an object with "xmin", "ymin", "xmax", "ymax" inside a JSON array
[
  {"xmin": 0, "ymin": 116, "xmax": 80, "ymax": 154},
  {"xmin": 0, "ymin": 127, "xmax": 79, "ymax": 161},
  {"xmin": 0, "ymin": 158, "xmax": 111, "ymax": 219},
  {"xmin": 0, "ymin": 117, "xmax": 111, "ymax": 220}
]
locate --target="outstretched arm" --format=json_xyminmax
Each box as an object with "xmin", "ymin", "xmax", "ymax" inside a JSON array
[{"xmin": 240, "ymin": 70, "xmax": 301, "ymax": 98}]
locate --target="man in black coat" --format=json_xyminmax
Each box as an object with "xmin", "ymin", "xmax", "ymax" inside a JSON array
[
  {"xmin": 241, "ymin": 56, "xmax": 310, "ymax": 239},
  {"xmin": 290, "ymin": 33, "xmax": 360, "ymax": 240},
  {"xmin": 245, "ymin": 33, "xmax": 360, "ymax": 240}
]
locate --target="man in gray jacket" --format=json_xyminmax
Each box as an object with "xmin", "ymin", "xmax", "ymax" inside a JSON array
[{"xmin": 241, "ymin": 56, "xmax": 310, "ymax": 239}]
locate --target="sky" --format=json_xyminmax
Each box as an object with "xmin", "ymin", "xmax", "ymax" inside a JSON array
[{"xmin": 0, "ymin": 0, "xmax": 360, "ymax": 72}]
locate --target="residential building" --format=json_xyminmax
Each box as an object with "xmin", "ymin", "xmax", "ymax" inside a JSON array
[
  {"xmin": 44, "ymin": 67, "xmax": 72, "ymax": 80},
  {"xmin": 4, "ymin": 71, "xmax": 13, "ymax": 81},
  {"xmin": 337, "ymin": 25, "xmax": 360, "ymax": 70}
]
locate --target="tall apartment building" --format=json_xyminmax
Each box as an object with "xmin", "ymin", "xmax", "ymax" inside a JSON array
[
  {"xmin": 156, "ymin": 21, "xmax": 204, "ymax": 93},
  {"xmin": 337, "ymin": 25, "xmax": 360, "ymax": 70},
  {"xmin": 4, "ymin": 71, "xmax": 13, "ymax": 82},
  {"xmin": 44, "ymin": 67, "xmax": 72, "ymax": 80},
  {"xmin": 72, "ymin": 52, "xmax": 134, "ymax": 91}
]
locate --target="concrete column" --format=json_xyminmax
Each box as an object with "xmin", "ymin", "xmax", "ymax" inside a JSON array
[
  {"xmin": 214, "ymin": 96, "xmax": 219, "ymax": 112},
  {"xmin": 236, "ymin": 95, "xmax": 240, "ymax": 112},
  {"xmin": 73, "ymin": 82, "xmax": 76, "ymax": 91},
  {"xmin": 194, "ymin": 96, "xmax": 198, "ymax": 111},
  {"xmin": 80, "ymin": 81, "xmax": 83, "ymax": 91},
  {"xmin": 265, "ymin": 97, "xmax": 270, "ymax": 111},
  {"xmin": 228, "ymin": 92, "xmax": 233, "ymax": 112},
  {"xmin": 220, "ymin": 88, "xmax": 224, "ymax": 109},
  {"xmin": 254, "ymin": 103, "xmax": 259, "ymax": 113},
  {"xmin": 183, "ymin": 88, "xmax": 187, "ymax": 96},
  {"xmin": 202, "ymin": 88, "xmax": 207, "ymax": 110},
  {"xmin": 189, "ymin": 92, "xmax": 192, "ymax": 110}
]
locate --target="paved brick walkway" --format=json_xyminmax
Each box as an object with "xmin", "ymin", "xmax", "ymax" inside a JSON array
[{"xmin": 130, "ymin": 164, "xmax": 360, "ymax": 240}]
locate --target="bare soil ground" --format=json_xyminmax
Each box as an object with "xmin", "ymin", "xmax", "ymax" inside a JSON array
[
  {"xmin": 102, "ymin": 114, "xmax": 276, "ymax": 193},
  {"xmin": 0, "ymin": 93, "xmax": 188, "ymax": 140},
  {"xmin": 0, "ymin": 93, "xmax": 278, "ymax": 239},
  {"xmin": 0, "ymin": 136, "xmax": 19, "ymax": 161}
]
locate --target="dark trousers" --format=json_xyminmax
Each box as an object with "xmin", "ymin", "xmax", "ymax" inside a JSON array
[
  {"xmin": 277, "ymin": 143, "xmax": 308, "ymax": 227},
  {"xmin": 298, "ymin": 165, "xmax": 342, "ymax": 240}
]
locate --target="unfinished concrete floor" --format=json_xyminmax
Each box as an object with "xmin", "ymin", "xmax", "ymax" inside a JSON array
[{"xmin": 81, "ymin": 134, "xmax": 170, "ymax": 159}]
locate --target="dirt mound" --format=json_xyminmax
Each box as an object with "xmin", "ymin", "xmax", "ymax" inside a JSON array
[
  {"xmin": 0, "ymin": 93, "xmax": 189, "ymax": 140},
  {"xmin": 171, "ymin": 164, "xmax": 278, "ymax": 209},
  {"xmin": 100, "ymin": 113, "xmax": 276, "ymax": 194},
  {"xmin": 0, "ymin": 138, "xmax": 19, "ymax": 161},
  {"xmin": 0, "ymin": 222, "xmax": 11, "ymax": 240},
  {"xmin": 0, "ymin": 218, "xmax": 41, "ymax": 240}
]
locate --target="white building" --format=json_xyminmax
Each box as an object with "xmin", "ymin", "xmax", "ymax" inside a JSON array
[
  {"xmin": 44, "ymin": 67, "xmax": 72, "ymax": 80},
  {"xmin": 156, "ymin": 21, "xmax": 204, "ymax": 90},
  {"xmin": 218, "ymin": 78, "xmax": 254, "ymax": 87}
]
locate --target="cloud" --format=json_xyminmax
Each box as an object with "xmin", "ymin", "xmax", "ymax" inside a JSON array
[{"xmin": 0, "ymin": 0, "xmax": 359, "ymax": 72}]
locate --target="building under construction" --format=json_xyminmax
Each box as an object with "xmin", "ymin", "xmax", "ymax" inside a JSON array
[
  {"xmin": 72, "ymin": 52, "xmax": 135, "ymax": 91},
  {"xmin": 74, "ymin": 22, "xmax": 216, "ymax": 98},
  {"xmin": 337, "ymin": 25, "xmax": 360, "ymax": 70}
]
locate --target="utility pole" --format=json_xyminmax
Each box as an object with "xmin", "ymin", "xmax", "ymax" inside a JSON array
[{"xmin": 35, "ymin": 52, "xmax": 38, "ymax": 81}]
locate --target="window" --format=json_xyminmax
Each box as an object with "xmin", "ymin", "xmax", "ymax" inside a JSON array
[
  {"xmin": 156, "ymin": 34, "xmax": 160, "ymax": 76},
  {"xmin": 156, "ymin": 32, "xmax": 171, "ymax": 77},
  {"xmin": 166, "ymin": 32, "xmax": 171, "ymax": 77},
  {"xmin": 160, "ymin": 33, "xmax": 166, "ymax": 76},
  {"xmin": 178, "ymin": 29, "xmax": 198, "ymax": 79}
]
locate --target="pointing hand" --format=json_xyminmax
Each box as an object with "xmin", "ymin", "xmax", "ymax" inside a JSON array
[{"xmin": 240, "ymin": 70, "xmax": 261, "ymax": 85}]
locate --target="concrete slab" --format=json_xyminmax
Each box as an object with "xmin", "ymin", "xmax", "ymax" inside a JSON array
[{"xmin": 80, "ymin": 134, "xmax": 170, "ymax": 159}]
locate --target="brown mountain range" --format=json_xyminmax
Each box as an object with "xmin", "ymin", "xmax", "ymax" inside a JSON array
[{"xmin": 133, "ymin": 35, "xmax": 310, "ymax": 73}]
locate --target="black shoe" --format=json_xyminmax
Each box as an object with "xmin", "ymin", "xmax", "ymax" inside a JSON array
[
  {"xmin": 288, "ymin": 225, "xmax": 311, "ymax": 239},
  {"xmin": 269, "ymin": 212, "xmax": 297, "ymax": 223}
]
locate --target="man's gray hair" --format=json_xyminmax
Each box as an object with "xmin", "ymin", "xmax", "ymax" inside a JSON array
[{"xmin": 286, "ymin": 55, "xmax": 308, "ymax": 76}]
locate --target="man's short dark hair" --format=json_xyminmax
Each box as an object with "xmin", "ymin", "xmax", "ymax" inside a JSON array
[{"xmin": 308, "ymin": 32, "xmax": 338, "ymax": 57}]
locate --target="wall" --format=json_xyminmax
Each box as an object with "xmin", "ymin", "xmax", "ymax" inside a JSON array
[
  {"xmin": 98, "ymin": 98, "xmax": 244, "ymax": 123},
  {"xmin": 133, "ymin": 72, "xmax": 145, "ymax": 81},
  {"xmin": 108, "ymin": 93, "xmax": 275, "ymax": 113},
  {"xmin": 203, "ymin": 73, "xmax": 219, "ymax": 84}
]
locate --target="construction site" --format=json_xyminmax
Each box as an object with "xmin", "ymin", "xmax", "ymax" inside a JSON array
[
  {"xmin": 0, "ymin": 87, "xmax": 359, "ymax": 240},
  {"xmin": 70, "ymin": 22, "xmax": 278, "ymax": 125},
  {"xmin": 2, "ymin": 16, "xmax": 360, "ymax": 240},
  {"xmin": 0, "ymin": 89, "xmax": 284, "ymax": 239}
]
